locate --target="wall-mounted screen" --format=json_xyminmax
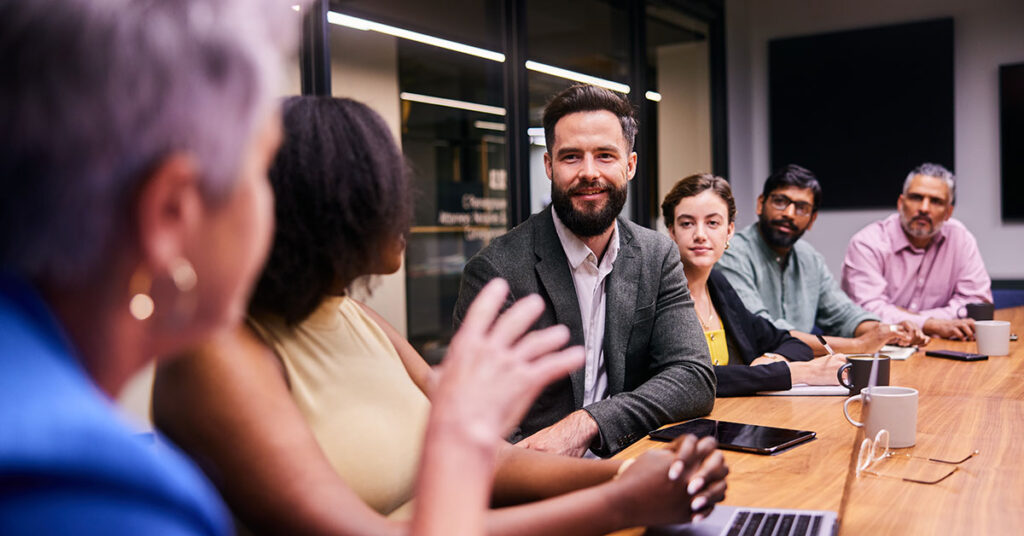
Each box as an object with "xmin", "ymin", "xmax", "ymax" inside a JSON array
[
  {"xmin": 1001, "ymin": 62, "xmax": 1024, "ymax": 221},
  {"xmin": 769, "ymin": 19, "xmax": 954, "ymax": 210}
]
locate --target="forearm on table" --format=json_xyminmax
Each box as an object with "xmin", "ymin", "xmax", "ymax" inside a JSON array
[
  {"xmin": 490, "ymin": 443, "xmax": 619, "ymax": 505},
  {"xmin": 716, "ymin": 361, "xmax": 791, "ymax": 396},
  {"xmin": 586, "ymin": 367, "xmax": 715, "ymax": 455},
  {"xmin": 485, "ymin": 482, "xmax": 629, "ymax": 536},
  {"xmin": 919, "ymin": 297, "xmax": 978, "ymax": 321}
]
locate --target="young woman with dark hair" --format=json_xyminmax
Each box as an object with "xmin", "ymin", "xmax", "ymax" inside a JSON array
[
  {"xmin": 661, "ymin": 174, "xmax": 847, "ymax": 396},
  {"xmin": 153, "ymin": 96, "xmax": 728, "ymax": 535}
]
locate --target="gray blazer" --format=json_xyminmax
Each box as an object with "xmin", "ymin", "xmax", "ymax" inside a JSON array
[{"xmin": 453, "ymin": 209, "xmax": 715, "ymax": 456}]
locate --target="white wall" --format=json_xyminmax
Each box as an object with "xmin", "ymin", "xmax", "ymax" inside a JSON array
[
  {"xmin": 726, "ymin": 0, "xmax": 1024, "ymax": 280},
  {"xmin": 656, "ymin": 40, "xmax": 712, "ymax": 234}
]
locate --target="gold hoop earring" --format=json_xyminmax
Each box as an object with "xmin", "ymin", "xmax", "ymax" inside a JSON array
[
  {"xmin": 129, "ymin": 267, "xmax": 155, "ymax": 320},
  {"xmin": 725, "ymin": 241, "xmax": 731, "ymax": 250},
  {"xmin": 169, "ymin": 257, "xmax": 197, "ymax": 292},
  {"xmin": 128, "ymin": 258, "xmax": 197, "ymax": 321}
]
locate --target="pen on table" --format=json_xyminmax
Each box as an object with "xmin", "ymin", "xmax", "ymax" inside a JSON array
[{"xmin": 815, "ymin": 334, "xmax": 835, "ymax": 356}]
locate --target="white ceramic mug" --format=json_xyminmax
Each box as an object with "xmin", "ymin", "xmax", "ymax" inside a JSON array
[
  {"xmin": 843, "ymin": 386, "xmax": 918, "ymax": 448},
  {"xmin": 975, "ymin": 320, "xmax": 1011, "ymax": 356}
]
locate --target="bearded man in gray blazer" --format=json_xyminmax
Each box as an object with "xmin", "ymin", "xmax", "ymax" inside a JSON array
[{"xmin": 454, "ymin": 84, "xmax": 715, "ymax": 458}]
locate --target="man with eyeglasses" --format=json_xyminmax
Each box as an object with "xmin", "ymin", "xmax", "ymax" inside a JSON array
[
  {"xmin": 717, "ymin": 164, "xmax": 927, "ymax": 355},
  {"xmin": 841, "ymin": 163, "xmax": 992, "ymax": 340}
]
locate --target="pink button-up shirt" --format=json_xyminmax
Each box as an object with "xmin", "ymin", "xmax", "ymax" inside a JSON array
[{"xmin": 841, "ymin": 214, "xmax": 992, "ymax": 326}]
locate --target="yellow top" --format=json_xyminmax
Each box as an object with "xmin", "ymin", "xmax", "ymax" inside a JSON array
[
  {"xmin": 248, "ymin": 296, "xmax": 430, "ymax": 517},
  {"xmin": 703, "ymin": 318, "xmax": 729, "ymax": 366}
]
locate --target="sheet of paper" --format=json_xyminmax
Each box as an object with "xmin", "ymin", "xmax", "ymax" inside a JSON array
[{"xmin": 758, "ymin": 385, "xmax": 850, "ymax": 396}]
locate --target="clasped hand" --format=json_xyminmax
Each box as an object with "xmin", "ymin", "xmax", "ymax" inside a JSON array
[{"xmin": 614, "ymin": 435, "xmax": 729, "ymax": 525}]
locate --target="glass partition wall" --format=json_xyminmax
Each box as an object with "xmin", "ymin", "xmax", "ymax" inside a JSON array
[{"xmin": 313, "ymin": 0, "xmax": 725, "ymax": 361}]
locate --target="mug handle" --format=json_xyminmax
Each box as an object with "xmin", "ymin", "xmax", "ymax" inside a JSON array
[
  {"xmin": 844, "ymin": 395, "xmax": 864, "ymax": 427},
  {"xmin": 837, "ymin": 363, "xmax": 853, "ymax": 389}
]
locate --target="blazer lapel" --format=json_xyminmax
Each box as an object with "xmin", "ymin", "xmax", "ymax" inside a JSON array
[
  {"xmin": 533, "ymin": 211, "xmax": 587, "ymax": 407},
  {"xmin": 603, "ymin": 219, "xmax": 640, "ymax": 394}
]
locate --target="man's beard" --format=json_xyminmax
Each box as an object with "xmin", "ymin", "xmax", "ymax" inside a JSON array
[
  {"xmin": 551, "ymin": 181, "xmax": 628, "ymax": 238},
  {"xmin": 900, "ymin": 213, "xmax": 943, "ymax": 241},
  {"xmin": 757, "ymin": 215, "xmax": 807, "ymax": 249}
]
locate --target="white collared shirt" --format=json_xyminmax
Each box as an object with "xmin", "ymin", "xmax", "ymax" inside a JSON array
[{"xmin": 550, "ymin": 207, "xmax": 620, "ymax": 409}]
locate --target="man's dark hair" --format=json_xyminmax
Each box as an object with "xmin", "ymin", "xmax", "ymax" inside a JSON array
[
  {"xmin": 542, "ymin": 84, "xmax": 637, "ymax": 154},
  {"xmin": 761, "ymin": 164, "xmax": 823, "ymax": 211},
  {"xmin": 249, "ymin": 96, "xmax": 410, "ymax": 325}
]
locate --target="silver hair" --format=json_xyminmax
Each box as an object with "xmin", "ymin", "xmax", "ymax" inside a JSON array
[
  {"xmin": 0, "ymin": 0, "xmax": 302, "ymax": 284},
  {"xmin": 903, "ymin": 163, "xmax": 956, "ymax": 204}
]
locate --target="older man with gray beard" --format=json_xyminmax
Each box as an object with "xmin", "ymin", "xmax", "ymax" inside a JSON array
[{"xmin": 842, "ymin": 163, "xmax": 992, "ymax": 340}]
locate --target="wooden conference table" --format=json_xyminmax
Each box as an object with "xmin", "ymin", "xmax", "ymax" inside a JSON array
[{"xmin": 611, "ymin": 307, "xmax": 1023, "ymax": 535}]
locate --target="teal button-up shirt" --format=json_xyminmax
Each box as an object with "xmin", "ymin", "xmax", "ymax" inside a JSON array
[{"xmin": 717, "ymin": 224, "xmax": 877, "ymax": 338}]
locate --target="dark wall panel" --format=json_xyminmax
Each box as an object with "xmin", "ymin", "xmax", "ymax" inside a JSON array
[
  {"xmin": 769, "ymin": 19, "xmax": 954, "ymax": 209},
  {"xmin": 1001, "ymin": 63, "xmax": 1024, "ymax": 221}
]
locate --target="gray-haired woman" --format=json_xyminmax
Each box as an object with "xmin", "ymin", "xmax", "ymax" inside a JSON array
[{"xmin": 0, "ymin": 0, "xmax": 292, "ymax": 533}]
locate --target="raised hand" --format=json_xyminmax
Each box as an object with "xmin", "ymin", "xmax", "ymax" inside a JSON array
[
  {"xmin": 414, "ymin": 279, "xmax": 584, "ymax": 536},
  {"xmin": 431, "ymin": 278, "xmax": 585, "ymax": 446}
]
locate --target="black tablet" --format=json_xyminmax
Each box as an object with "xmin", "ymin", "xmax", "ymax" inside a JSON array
[{"xmin": 648, "ymin": 419, "xmax": 816, "ymax": 455}]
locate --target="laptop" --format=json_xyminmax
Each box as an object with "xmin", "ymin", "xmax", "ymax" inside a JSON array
[{"xmin": 648, "ymin": 357, "xmax": 882, "ymax": 536}]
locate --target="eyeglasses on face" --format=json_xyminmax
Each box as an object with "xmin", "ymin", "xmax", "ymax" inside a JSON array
[
  {"xmin": 767, "ymin": 194, "xmax": 814, "ymax": 217},
  {"xmin": 857, "ymin": 429, "xmax": 979, "ymax": 485}
]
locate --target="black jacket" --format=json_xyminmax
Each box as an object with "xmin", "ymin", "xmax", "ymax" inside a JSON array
[{"xmin": 708, "ymin": 269, "xmax": 813, "ymax": 396}]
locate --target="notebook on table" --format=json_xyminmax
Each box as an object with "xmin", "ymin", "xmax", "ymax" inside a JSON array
[
  {"xmin": 759, "ymin": 385, "xmax": 849, "ymax": 396},
  {"xmin": 649, "ymin": 357, "xmax": 883, "ymax": 536}
]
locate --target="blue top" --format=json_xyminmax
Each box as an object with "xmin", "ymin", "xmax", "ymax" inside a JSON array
[
  {"xmin": 0, "ymin": 274, "xmax": 230, "ymax": 535},
  {"xmin": 717, "ymin": 224, "xmax": 878, "ymax": 338}
]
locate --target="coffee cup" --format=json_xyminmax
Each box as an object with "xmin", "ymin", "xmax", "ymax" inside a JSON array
[
  {"xmin": 975, "ymin": 320, "xmax": 1011, "ymax": 356},
  {"xmin": 965, "ymin": 302, "xmax": 995, "ymax": 321},
  {"xmin": 844, "ymin": 386, "xmax": 918, "ymax": 448},
  {"xmin": 837, "ymin": 355, "xmax": 891, "ymax": 395}
]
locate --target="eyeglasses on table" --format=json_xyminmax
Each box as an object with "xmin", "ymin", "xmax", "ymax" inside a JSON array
[{"xmin": 857, "ymin": 429, "xmax": 979, "ymax": 485}]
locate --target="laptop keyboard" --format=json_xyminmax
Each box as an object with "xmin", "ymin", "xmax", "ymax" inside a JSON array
[{"xmin": 726, "ymin": 510, "xmax": 825, "ymax": 536}]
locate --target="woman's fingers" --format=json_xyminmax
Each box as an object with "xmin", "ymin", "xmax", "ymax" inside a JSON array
[
  {"xmin": 667, "ymin": 434, "xmax": 698, "ymax": 481},
  {"xmin": 510, "ymin": 324, "xmax": 572, "ymax": 363},
  {"xmin": 523, "ymin": 346, "xmax": 585, "ymax": 392},
  {"xmin": 691, "ymin": 479, "xmax": 728, "ymax": 522},
  {"xmin": 687, "ymin": 442, "xmax": 726, "ymax": 495},
  {"xmin": 487, "ymin": 293, "xmax": 546, "ymax": 348},
  {"xmin": 457, "ymin": 279, "xmax": 510, "ymax": 339}
]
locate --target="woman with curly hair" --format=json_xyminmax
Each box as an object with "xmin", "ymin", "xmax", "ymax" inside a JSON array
[{"xmin": 153, "ymin": 96, "xmax": 728, "ymax": 535}]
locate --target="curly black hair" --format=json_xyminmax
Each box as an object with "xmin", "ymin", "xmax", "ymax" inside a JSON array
[{"xmin": 249, "ymin": 96, "xmax": 410, "ymax": 325}]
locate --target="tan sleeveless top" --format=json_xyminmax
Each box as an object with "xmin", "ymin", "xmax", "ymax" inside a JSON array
[{"xmin": 248, "ymin": 297, "xmax": 430, "ymax": 516}]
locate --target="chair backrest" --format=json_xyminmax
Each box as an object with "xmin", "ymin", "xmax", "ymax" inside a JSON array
[{"xmin": 993, "ymin": 288, "xmax": 1024, "ymax": 309}]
